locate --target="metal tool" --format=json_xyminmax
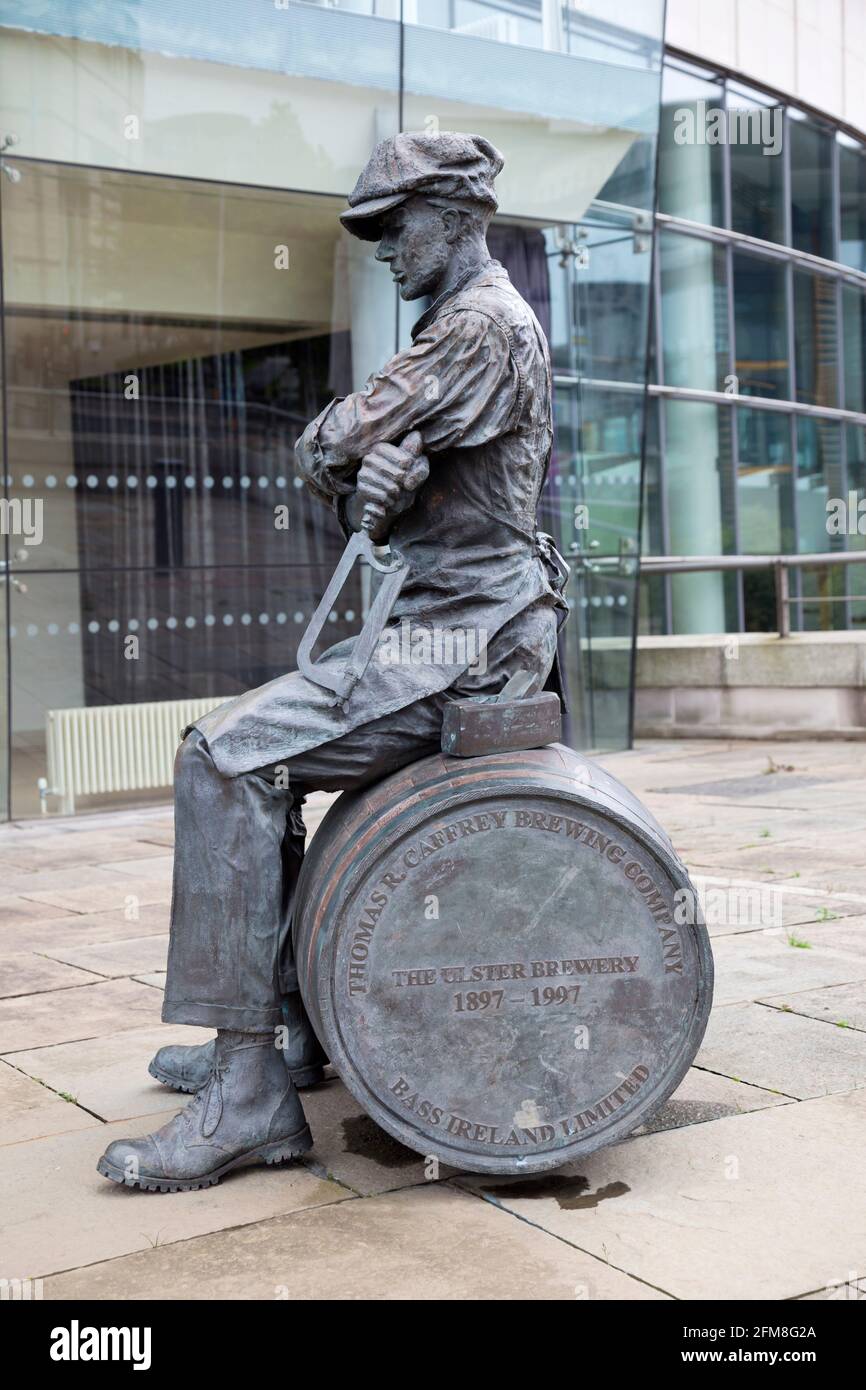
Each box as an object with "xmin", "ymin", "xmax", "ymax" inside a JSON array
[{"xmin": 297, "ymin": 438, "xmax": 423, "ymax": 704}]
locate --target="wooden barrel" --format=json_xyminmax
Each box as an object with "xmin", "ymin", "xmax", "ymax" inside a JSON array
[{"xmin": 294, "ymin": 744, "xmax": 713, "ymax": 1175}]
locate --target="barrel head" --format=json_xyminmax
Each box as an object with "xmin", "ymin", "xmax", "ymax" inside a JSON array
[{"xmin": 295, "ymin": 748, "xmax": 713, "ymax": 1176}]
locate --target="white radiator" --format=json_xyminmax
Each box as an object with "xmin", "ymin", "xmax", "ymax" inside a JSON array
[{"xmin": 42, "ymin": 696, "xmax": 232, "ymax": 815}]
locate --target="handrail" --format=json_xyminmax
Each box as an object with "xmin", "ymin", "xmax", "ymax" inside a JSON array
[{"xmin": 576, "ymin": 550, "xmax": 866, "ymax": 638}]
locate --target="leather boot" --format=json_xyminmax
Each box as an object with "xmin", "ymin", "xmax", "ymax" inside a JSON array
[
  {"xmin": 98, "ymin": 1031, "xmax": 312, "ymax": 1192},
  {"xmin": 148, "ymin": 993, "xmax": 329, "ymax": 1094}
]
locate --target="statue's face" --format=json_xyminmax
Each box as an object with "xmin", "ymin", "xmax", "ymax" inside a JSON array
[{"xmin": 374, "ymin": 196, "xmax": 452, "ymax": 300}]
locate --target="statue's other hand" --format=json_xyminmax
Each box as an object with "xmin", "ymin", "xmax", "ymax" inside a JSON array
[{"xmin": 355, "ymin": 430, "xmax": 429, "ymax": 537}]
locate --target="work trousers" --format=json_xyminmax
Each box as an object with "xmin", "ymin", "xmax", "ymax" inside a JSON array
[{"xmin": 161, "ymin": 696, "xmax": 448, "ymax": 1033}]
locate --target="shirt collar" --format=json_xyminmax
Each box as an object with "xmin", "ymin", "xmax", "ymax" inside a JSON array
[{"xmin": 410, "ymin": 258, "xmax": 508, "ymax": 340}]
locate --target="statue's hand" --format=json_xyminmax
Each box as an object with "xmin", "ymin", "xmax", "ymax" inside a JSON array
[{"xmin": 352, "ymin": 431, "xmax": 429, "ymax": 540}]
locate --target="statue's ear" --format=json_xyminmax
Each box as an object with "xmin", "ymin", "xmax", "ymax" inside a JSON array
[{"xmin": 441, "ymin": 206, "xmax": 462, "ymax": 244}]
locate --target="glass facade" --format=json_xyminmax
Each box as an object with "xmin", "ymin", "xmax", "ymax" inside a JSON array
[
  {"xmin": 0, "ymin": 0, "xmax": 665, "ymax": 817},
  {"xmin": 646, "ymin": 54, "xmax": 866, "ymax": 638}
]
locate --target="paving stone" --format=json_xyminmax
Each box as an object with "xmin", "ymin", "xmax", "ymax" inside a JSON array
[
  {"xmin": 0, "ymin": 952, "xmax": 103, "ymax": 998},
  {"xmin": 804, "ymin": 915, "xmax": 866, "ymax": 954},
  {"xmin": 0, "ymin": 839, "xmax": 171, "ymax": 874},
  {"xmin": 0, "ymin": 1058, "xmax": 99, "ymax": 1145},
  {"xmin": 0, "ymin": 897, "xmax": 75, "ymax": 929},
  {"xmin": 101, "ymin": 856, "xmax": 174, "ymax": 883},
  {"xmin": 299, "ymin": 1075, "xmax": 458, "ymax": 1195},
  {"xmin": 685, "ymin": 842, "xmax": 862, "ymax": 879},
  {"xmin": 0, "ymin": 742, "xmax": 862, "ymax": 1300},
  {"xmin": 683, "ymin": 874, "xmax": 866, "ymax": 934},
  {"xmin": 455, "ymin": 1090, "xmax": 866, "ymax": 1300},
  {"xmin": 0, "ymin": 1111, "xmax": 347, "ymax": 1280},
  {"xmin": 0, "ymin": 978, "xmax": 164, "ymax": 1053},
  {"xmin": 656, "ymin": 774, "xmax": 828, "ymax": 801},
  {"xmin": 0, "ymin": 903, "xmax": 170, "ymax": 952},
  {"xmin": 697, "ymin": 1001, "xmax": 866, "ymax": 1098},
  {"xmin": 42, "ymin": 1181, "xmax": 668, "ymax": 1300},
  {"xmin": 798, "ymin": 1278, "xmax": 866, "ymax": 1301},
  {"xmin": 632, "ymin": 1066, "xmax": 789, "ymax": 1136},
  {"xmin": 760, "ymin": 981, "xmax": 866, "ymax": 1033},
  {"xmin": 135, "ymin": 831, "xmax": 175, "ymax": 848},
  {"xmin": 19, "ymin": 877, "xmax": 171, "ymax": 915},
  {"xmin": 5, "ymin": 1024, "xmax": 216, "ymax": 1121},
  {"xmin": 709, "ymin": 929, "xmax": 866, "ymax": 1005},
  {"xmin": 0, "ymin": 865, "xmax": 143, "ymax": 895},
  {"xmin": 38, "ymin": 934, "xmax": 169, "ymax": 979}
]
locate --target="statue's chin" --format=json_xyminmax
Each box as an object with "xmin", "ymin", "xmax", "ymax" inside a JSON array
[{"xmin": 398, "ymin": 282, "xmax": 424, "ymax": 302}]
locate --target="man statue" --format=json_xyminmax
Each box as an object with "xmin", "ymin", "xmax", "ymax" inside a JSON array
[{"xmin": 97, "ymin": 132, "xmax": 566, "ymax": 1192}]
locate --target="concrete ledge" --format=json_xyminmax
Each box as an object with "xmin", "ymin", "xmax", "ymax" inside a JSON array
[{"xmin": 635, "ymin": 632, "xmax": 866, "ymax": 739}]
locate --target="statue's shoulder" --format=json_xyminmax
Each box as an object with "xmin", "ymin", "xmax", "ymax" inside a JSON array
[{"xmin": 446, "ymin": 264, "xmax": 537, "ymax": 340}]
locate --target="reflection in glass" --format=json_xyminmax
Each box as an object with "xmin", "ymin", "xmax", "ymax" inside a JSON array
[
  {"xmin": 737, "ymin": 408, "xmax": 794, "ymax": 630},
  {"xmin": 638, "ymin": 397, "xmax": 667, "ymax": 635},
  {"xmin": 845, "ymin": 425, "xmax": 866, "ymax": 630},
  {"xmin": 789, "ymin": 115, "xmax": 834, "ymax": 259},
  {"xmin": 657, "ymin": 62, "xmax": 724, "ymax": 226},
  {"xmin": 794, "ymin": 270, "xmax": 839, "ymax": 409},
  {"xmin": 733, "ymin": 252, "xmax": 790, "ymax": 399},
  {"xmin": 737, "ymin": 409, "xmax": 794, "ymax": 553},
  {"xmin": 839, "ymin": 135, "xmax": 866, "ymax": 272},
  {"xmin": 796, "ymin": 416, "xmax": 843, "ymax": 635},
  {"xmin": 843, "ymin": 285, "xmax": 866, "ymax": 413},
  {"xmin": 664, "ymin": 400, "xmax": 738, "ymax": 633},
  {"xmin": 660, "ymin": 231, "xmax": 728, "ymax": 391},
  {"xmin": 1, "ymin": 161, "xmax": 390, "ymax": 815},
  {"xmin": 729, "ymin": 93, "xmax": 785, "ymax": 243},
  {"xmin": 0, "ymin": 2, "xmax": 669, "ymax": 812}
]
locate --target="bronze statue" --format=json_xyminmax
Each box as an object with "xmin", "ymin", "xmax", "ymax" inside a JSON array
[{"xmin": 97, "ymin": 132, "xmax": 566, "ymax": 1191}]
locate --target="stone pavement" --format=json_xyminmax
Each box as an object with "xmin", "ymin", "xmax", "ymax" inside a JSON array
[{"xmin": 1, "ymin": 739, "xmax": 864, "ymax": 1301}]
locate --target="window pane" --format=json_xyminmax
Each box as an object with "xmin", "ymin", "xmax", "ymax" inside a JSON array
[
  {"xmin": 551, "ymin": 384, "xmax": 643, "ymax": 748},
  {"xmin": 729, "ymin": 95, "xmax": 785, "ymax": 243},
  {"xmin": 843, "ymin": 285, "xmax": 866, "ymax": 413},
  {"xmin": 737, "ymin": 408, "xmax": 794, "ymax": 554},
  {"xmin": 0, "ymin": 11, "xmax": 401, "ymax": 192},
  {"xmin": 790, "ymin": 116, "xmax": 835, "ymax": 259},
  {"xmin": 737, "ymin": 408, "xmax": 794, "ymax": 630},
  {"xmin": 660, "ymin": 231, "xmax": 728, "ymax": 390},
  {"xmin": 845, "ymin": 425, "xmax": 866, "ymax": 630},
  {"xmin": 638, "ymin": 398, "xmax": 667, "ymax": 635},
  {"xmin": 565, "ymin": 223, "xmax": 654, "ymax": 384},
  {"xmin": 733, "ymin": 252, "xmax": 790, "ymax": 399},
  {"xmin": 797, "ymin": 417, "xmax": 842, "ymax": 549},
  {"xmin": 797, "ymin": 419, "xmax": 845, "ymax": 629},
  {"xmin": 794, "ymin": 271, "xmax": 839, "ymax": 408},
  {"xmin": 839, "ymin": 137, "xmax": 866, "ymax": 272},
  {"xmin": 1, "ymin": 160, "xmax": 386, "ymax": 816},
  {"xmin": 658, "ymin": 63, "xmax": 725, "ymax": 225},
  {"xmin": 664, "ymin": 400, "xmax": 738, "ymax": 632}
]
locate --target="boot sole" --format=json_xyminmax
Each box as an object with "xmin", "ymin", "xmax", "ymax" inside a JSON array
[
  {"xmin": 96, "ymin": 1126, "xmax": 314, "ymax": 1193},
  {"xmin": 148, "ymin": 1060, "xmax": 326, "ymax": 1094}
]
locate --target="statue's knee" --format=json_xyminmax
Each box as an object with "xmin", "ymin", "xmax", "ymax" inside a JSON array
[{"xmin": 173, "ymin": 728, "xmax": 213, "ymax": 790}]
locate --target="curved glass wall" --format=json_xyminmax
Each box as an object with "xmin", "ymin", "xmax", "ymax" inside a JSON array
[
  {"xmin": 0, "ymin": 0, "xmax": 664, "ymax": 816},
  {"xmin": 644, "ymin": 53, "xmax": 866, "ymax": 638}
]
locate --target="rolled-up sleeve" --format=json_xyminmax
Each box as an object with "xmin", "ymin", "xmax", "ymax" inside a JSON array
[{"xmin": 294, "ymin": 309, "xmax": 521, "ymax": 505}]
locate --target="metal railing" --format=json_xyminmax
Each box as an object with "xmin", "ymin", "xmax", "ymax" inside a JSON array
[{"xmin": 577, "ymin": 550, "xmax": 866, "ymax": 638}]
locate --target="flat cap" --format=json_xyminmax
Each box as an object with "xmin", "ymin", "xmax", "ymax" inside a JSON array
[{"xmin": 341, "ymin": 132, "xmax": 504, "ymax": 240}]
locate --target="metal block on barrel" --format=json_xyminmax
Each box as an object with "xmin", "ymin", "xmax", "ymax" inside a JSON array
[{"xmin": 293, "ymin": 744, "xmax": 712, "ymax": 1175}]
